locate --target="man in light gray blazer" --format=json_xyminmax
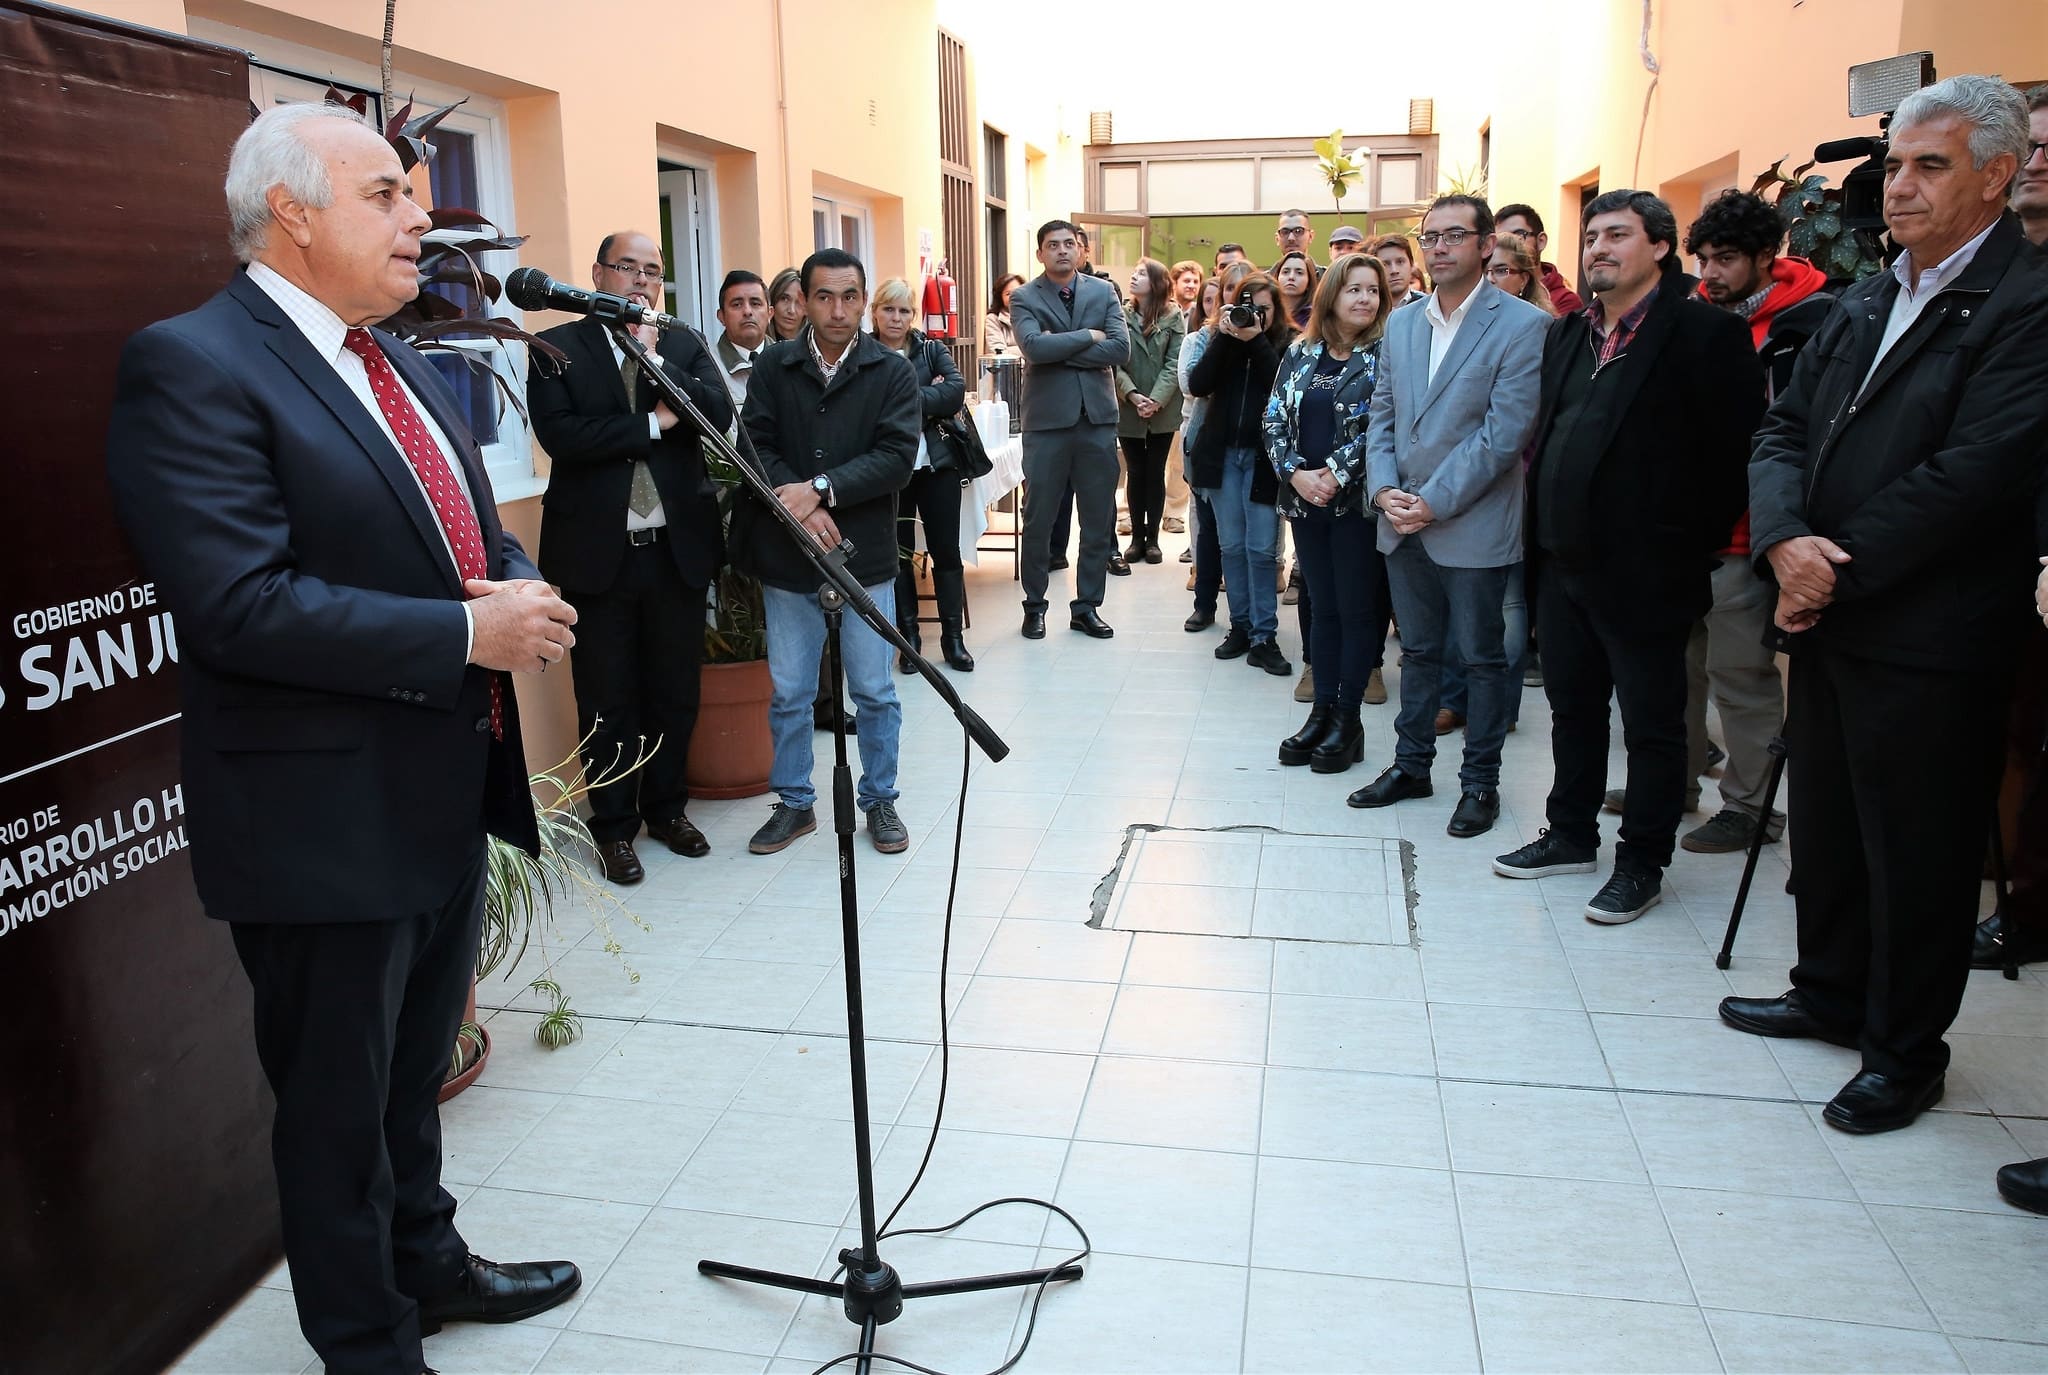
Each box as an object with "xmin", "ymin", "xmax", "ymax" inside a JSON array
[
  {"xmin": 1013, "ymin": 218, "xmax": 1130, "ymax": 639},
  {"xmin": 1352, "ymin": 195, "xmax": 1549, "ymax": 838}
]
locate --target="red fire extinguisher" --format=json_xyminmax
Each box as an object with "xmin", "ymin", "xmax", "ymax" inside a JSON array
[{"xmin": 922, "ymin": 263, "xmax": 957, "ymax": 338}]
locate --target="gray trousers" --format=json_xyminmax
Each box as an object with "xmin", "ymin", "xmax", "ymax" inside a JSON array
[
  {"xmin": 1022, "ymin": 420, "xmax": 1118, "ymax": 614},
  {"xmin": 1686, "ymin": 553, "xmax": 1786, "ymax": 830}
]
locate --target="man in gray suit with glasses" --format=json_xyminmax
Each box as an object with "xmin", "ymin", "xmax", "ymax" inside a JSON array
[
  {"xmin": 1012, "ymin": 218, "xmax": 1130, "ymax": 640},
  {"xmin": 1351, "ymin": 194, "xmax": 1549, "ymax": 838}
]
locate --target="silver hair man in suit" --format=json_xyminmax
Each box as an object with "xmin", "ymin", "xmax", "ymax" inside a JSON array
[
  {"xmin": 1352, "ymin": 194, "xmax": 1549, "ymax": 838},
  {"xmin": 1012, "ymin": 217, "xmax": 1131, "ymax": 639}
]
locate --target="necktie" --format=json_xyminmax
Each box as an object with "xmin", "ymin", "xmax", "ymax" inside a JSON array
[
  {"xmin": 341, "ymin": 328, "xmax": 502, "ymax": 739},
  {"xmin": 621, "ymin": 354, "xmax": 661, "ymax": 518},
  {"xmin": 1058, "ymin": 285, "xmax": 1074, "ymax": 306}
]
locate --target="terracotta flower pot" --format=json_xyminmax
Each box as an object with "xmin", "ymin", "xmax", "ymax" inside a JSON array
[
  {"xmin": 439, "ymin": 978, "xmax": 489, "ymax": 1103},
  {"xmin": 686, "ymin": 659, "xmax": 774, "ymax": 799}
]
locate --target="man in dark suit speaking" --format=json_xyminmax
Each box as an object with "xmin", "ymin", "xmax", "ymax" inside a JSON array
[
  {"xmin": 105, "ymin": 102, "xmax": 580, "ymax": 1375},
  {"xmin": 528, "ymin": 229, "xmax": 732, "ymax": 883}
]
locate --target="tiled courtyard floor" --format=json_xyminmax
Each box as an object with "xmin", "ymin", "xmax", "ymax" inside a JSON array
[{"xmin": 179, "ymin": 537, "xmax": 2047, "ymax": 1374}]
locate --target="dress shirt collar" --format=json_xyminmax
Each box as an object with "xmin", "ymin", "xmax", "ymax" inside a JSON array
[
  {"xmin": 1892, "ymin": 216, "xmax": 1999, "ymax": 300},
  {"xmin": 246, "ymin": 261, "xmax": 352, "ymax": 361},
  {"xmin": 806, "ymin": 325, "xmax": 851, "ymax": 382},
  {"xmin": 1424, "ymin": 284, "xmax": 1477, "ymax": 331}
]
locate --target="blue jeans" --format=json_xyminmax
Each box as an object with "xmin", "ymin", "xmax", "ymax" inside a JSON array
[
  {"xmin": 1440, "ymin": 561, "xmax": 1529, "ymax": 725},
  {"xmin": 1197, "ymin": 447, "xmax": 1279, "ymax": 642},
  {"xmin": 1385, "ymin": 541, "xmax": 1513, "ymax": 789},
  {"xmin": 765, "ymin": 582, "xmax": 901, "ymax": 812}
]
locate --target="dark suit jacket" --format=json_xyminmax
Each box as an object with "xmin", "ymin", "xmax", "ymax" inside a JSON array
[
  {"xmin": 1751, "ymin": 212, "xmax": 2048, "ymax": 670},
  {"xmin": 1527, "ymin": 269, "xmax": 1765, "ymax": 626},
  {"xmin": 1011, "ymin": 272, "xmax": 1129, "ymax": 430},
  {"xmin": 105, "ymin": 269, "xmax": 540, "ymax": 926},
  {"xmin": 529, "ymin": 317, "xmax": 731, "ymax": 590}
]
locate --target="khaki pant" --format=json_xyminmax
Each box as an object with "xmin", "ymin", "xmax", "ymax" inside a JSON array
[
  {"xmin": 1164, "ymin": 431, "xmax": 1190, "ymax": 522},
  {"xmin": 1686, "ymin": 553, "xmax": 1787, "ymax": 830}
]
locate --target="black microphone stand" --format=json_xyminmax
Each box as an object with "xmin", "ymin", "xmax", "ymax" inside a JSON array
[{"xmin": 604, "ymin": 322, "xmax": 1083, "ymax": 1372}]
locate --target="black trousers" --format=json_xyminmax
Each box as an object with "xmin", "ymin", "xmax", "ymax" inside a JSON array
[
  {"xmin": 1539, "ymin": 571, "xmax": 1692, "ymax": 872},
  {"xmin": 1290, "ymin": 508, "xmax": 1390, "ymax": 710},
  {"xmin": 1787, "ymin": 648, "xmax": 2009, "ymax": 1078},
  {"xmin": 230, "ymin": 850, "xmax": 484, "ymax": 1375},
  {"xmin": 1191, "ymin": 492, "xmax": 1223, "ymax": 617},
  {"xmin": 562, "ymin": 539, "xmax": 707, "ymax": 844},
  {"xmin": 1119, "ymin": 433, "xmax": 1173, "ymax": 546},
  {"xmin": 898, "ymin": 466, "xmax": 965, "ymax": 576}
]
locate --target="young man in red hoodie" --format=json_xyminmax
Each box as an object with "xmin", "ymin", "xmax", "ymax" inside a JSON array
[
  {"xmin": 1671, "ymin": 189, "xmax": 1834, "ymax": 854},
  {"xmin": 1496, "ymin": 204, "xmax": 1585, "ymax": 315}
]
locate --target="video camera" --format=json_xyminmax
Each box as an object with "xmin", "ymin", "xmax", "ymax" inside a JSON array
[{"xmin": 1810, "ymin": 52, "xmax": 1936, "ymax": 232}]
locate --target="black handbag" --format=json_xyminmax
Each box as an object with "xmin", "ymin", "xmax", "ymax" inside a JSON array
[{"xmin": 933, "ymin": 411, "xmax": 994, "ymax": 481}]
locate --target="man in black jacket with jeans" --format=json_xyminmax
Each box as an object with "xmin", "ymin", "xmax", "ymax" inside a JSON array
[
  {"xmin": 1494, "ymin": 190, "xmax": 1763, "ymax": 922},
  {"xmin": 735, "ymin": 249, "xmax": 920, "ymax": 856},
  {"xmin": 1720, "ymin": 76, "xmax": 2048, "ymax": 1135}
]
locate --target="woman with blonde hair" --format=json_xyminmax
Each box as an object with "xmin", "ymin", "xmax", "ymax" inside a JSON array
[
  {"xmin": 1485, "ymin": 234, "xmax": 1558, "ymax": 315},
  {"xmin": 1263, "ymin": 253, "xmax": 1396, "ymax": 771},
  {"xmin": 870, "ymin": 278, "xmax": 974, "ymax": 672}
]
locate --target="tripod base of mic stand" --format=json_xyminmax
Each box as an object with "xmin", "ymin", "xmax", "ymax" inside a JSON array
[{"xmin": 698, "ymin": 1252, "xmax": 1084, "ymax": 1368}]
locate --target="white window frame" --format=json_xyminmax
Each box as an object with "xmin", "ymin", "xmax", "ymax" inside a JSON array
[
  {"xmin": 656, "ymin": 148, "xmax": 724, "ymax": 338},
  {"xmin": 812, "ymin": 192, "xmax": 875, "ymax": 285},
  {"xmin": 193, "ymin": 20, "xmax": 542, "ymax": 502}
]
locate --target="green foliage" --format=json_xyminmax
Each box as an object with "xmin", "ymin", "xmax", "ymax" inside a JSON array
[
  {"xmin": 449, "ymin": 1020, "xmax": 487, "ymax": 1079},
  {"xmin": 530, "ymin": 977, "xmax": 583, "ymax": 1049},
  {"xmin": 1313, "ymin": 129, "xmax": 1366, "ymax": 209},
  {"xmin": 1751, "ymin": 158, "xmax": 1886, "ymax": 283},
  {"xmin": 702, "ymin": 447, "xmax": 769, "ymax": 662},
  {"xmin": 1438, "ymin": 162, "xmax": 1490, "ymax": 199}
]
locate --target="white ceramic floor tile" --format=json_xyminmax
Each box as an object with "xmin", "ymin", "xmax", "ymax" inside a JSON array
[
  {"xmin": 1472, "ymin": 1289, "xmax": 1721, "ymax": 1373},
  {"xmin": 1591, "ymin": 1013, "xmax": 1795, "ymax": 1098},
  {"xmin": 1250, "ymin": 1156, "xmax": 1465, "ymax": 1286},
  {"xmin": 1705, "ymin": 1310, "xmax": 1966, "ymax": 1374},
  {"xmin": 1269, "ymin": 993, "xmax": 1436, "ymax": 1076},
  {"xmin": 1004, "ymin": 1252, "xmax": 1247, "ymax": 1374},
  {"xmin": 1269, "ymin": 940, "xmax": 1425, "ymax": 1001},
  {"xmin": 1100, "ymin": 984, "xmax": 1271, "ymax": 1063},
  {"xmin": 1121, "ymin": 930, "xmax": 1275, "ymax": 992},
  {"xmin": 1052, "ymin": 1139, "xmax": 1258, "ymax": 1265},
  {"xmin": 1076, "ymin": 1055, "xmax": 1266, "ymax": 1154},
  {"xmin": 1621, "ymin": 1096, "xmax": 1855, "ymax": 1200},
  {"xmin": 1869, "ymin": 1203, "xmax": 2048, "ymax": 1344},
  {"xmin": 1455, "ymin": 1173, "xmax": 1692, "ymax": 1305},
  {"xmin": 1438, "ymin": 1081, "xmax": 1646, "ymax": 1184},
  {"xmin": 1428, "ymin": 1003, "xmax": 1611, "ymax": 1088},
  {"xmin": 1260, "ymin": 1066, "xmax": 1449, "ymax": 1170},
  {"xmin": 1243, "ymin": 1270, "xmax": 1480, "ymax": 1374}
]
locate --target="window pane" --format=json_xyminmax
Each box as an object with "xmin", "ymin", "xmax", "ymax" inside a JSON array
[
  {"xmin": 427, "ymin": 351, "xmax": 500, "ymax": 446},
  {"xmin": 841, "ymin": 213, "xmax": 863, "ymax": 262},
  {"xmin": 1256, "ymin": 157, "xmax": 1331, "ymax": 214},
  {"xmin": 427, "ymin": 128, "xmax": 480, "ymax": 213},
  {"xmin": 1100, "ymin": 163, "xmax": 1140, "ymax": 214},
  {"xmin": 814, "ymin": 207, "xmax": 830, "ymax": 251},
  {"xmin": 984, "ymin": 126, "xmax": 1007, "ymax": 201},
  {"xmin": 1379, "ymin": 158, "xmax": 1421, "ymax": 207},
  {"xmin": 1144, "ymin": 159, "xmax": 1252, "ymax": 214}
]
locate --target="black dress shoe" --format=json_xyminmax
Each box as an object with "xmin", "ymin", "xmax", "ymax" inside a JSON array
[
  {"xmin": 1310, "ymin": 710, "xmax": 1364, "ymax": 775},
  {"xmin": 595, "ymin": 840, "xmax": 642, "ymax": 885},
  {"xmin": 1021, "ymin": 610, "xmax": 1047, "ymax": 639},
  {"xmin": 1822, "ymin": 1068, "xmax": 1944, "ymax": 1134},
  {"xmin": 1070, "ymin": 609, "xmax": 1115, "ymax": 638},
  {"xmin": 1996, "ymin": 1156, "xmax": 2048, "ymax": 1215},
  {"xmin": 646, "ymin": 816, "xmax": 710, "ymax": 858},
  {"xmin": 1716, "ymin": 991, "xmax": 1860, "ymax": 1049},
  {"xmin": 1184, "ymin": 609, "xmax": 1215, "ymax": 632},
  {"xmin": 1347, "ymin": 765, "xmax": 1432, "ymax": 809},
  {"xmin": 1214, "ymin": 624, "xmax": 1251, "ymax": 659},
  {"xmin": 417, "ymin": 1254, "xmax": 581, "ymax": 1334},
  {"xmin": 1106, "ymin": 553, "xmax": 1132, "ymax": 576},
  {"xmin": 1446, "ymin": 788, "xmax": 1499, "ymax": 838},
  {"xmin": 1278, "ymin": 705, "xmax": 1337, "ymax": 766},
  {"xmin": 1972, "ymin": 910, "xmax": 2048, "ymax": 969}
]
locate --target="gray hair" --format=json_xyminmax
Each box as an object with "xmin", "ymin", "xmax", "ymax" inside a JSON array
[
  {"xmin": 1892, "ymin": 75, "xmax": 2031, "ymax": 193},
  {"xmin": 225, "ymin": 102, "xmax": 376, "ymax": 263}
]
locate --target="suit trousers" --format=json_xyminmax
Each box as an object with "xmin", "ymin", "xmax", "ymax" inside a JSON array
[
  {"xmin": 1022, "ymin": 421, "xmax": 1118, "ymax": 614},
  {"xmin": 562, "ymin": 540, "xmax": 707, "ymax": 843},
  {"xmin": 229, "ymin": 850, "xmax": 484, "ymax": 1375},
  {"xmin": 1787, "ymin": 648, "xmax": 2009, "ymax": 1078},
  {"xmin": 1538, "ymin": 570, "xmax": 1691, "ymax": 872},
  {"xmin": 1684, "ymin": 554, "xmax": 1785, "ymax": 828}
]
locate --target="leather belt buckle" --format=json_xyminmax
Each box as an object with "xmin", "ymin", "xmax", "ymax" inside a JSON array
[{"xmin": 627, "ymin": 527, "xmax": 662, "ymax": 547}]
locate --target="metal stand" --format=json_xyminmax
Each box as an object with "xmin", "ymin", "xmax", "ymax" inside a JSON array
[{"xmin": 597, "ymin": 324, "xmax": 1081, "ymax": 1371}]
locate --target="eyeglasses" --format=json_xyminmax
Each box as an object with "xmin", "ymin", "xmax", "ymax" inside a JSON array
[
  {"xmin": 1485, "ymin": 264, "xmax": 1528, "ymax": 279},
  {"xmin": 2028, "ymin": 141, "xmax": 2048, "ymax": 164},
  {"xmin": 600, "ymin": 260, "xmax": 665, "ymax": 281},
  {"xmin": 1415, "ymin": 228, "xmax": 1478, "ymax": 249},
  {"xmin": 1277, "ymin": 225, "xmax": 1310, "ymax": 238},
  {"xmin": 1500, "ymin": 226, "xmax": 1534, "ymax": 239}
]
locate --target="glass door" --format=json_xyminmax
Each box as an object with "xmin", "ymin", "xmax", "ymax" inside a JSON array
[{"xmin": 1070, "ymin": 212, "xmax": 1148, "ymax": 291}]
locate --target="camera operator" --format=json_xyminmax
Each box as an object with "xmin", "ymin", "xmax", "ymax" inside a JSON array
[
  {"xmin": 1724, "ymin": 76, "xmax": 2048, "ymax": 1136},
  {"xmin": 1187, "ymin": 272, "xmax": 1294, "ymax": 676}
]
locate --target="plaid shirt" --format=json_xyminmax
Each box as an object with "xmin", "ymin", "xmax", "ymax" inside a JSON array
[{"xmin": 1585, "ymin": 290, "xmax": 1654, "ymax": 369}]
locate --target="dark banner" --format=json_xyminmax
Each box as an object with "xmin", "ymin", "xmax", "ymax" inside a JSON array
[{"xmin": 0, "ymin": 7, "xmax": 278, "ymax": 1373}]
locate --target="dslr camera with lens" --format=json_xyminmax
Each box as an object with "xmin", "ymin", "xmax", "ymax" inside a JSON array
[{"xmin": 1223, "ymin": 292, "xmax": 1266, "ymax": 330}]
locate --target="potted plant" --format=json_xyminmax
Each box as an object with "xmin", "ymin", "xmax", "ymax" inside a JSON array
[
  {"xmin": 1751, "ymin": 158, "xmax": 1887, "ymax": 283},
  {"xmin": 686, "ymin": 454, "xmax": 775, "ymax": 799}
]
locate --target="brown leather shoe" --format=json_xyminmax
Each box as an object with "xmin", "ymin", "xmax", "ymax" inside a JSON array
[
  {"xmin": 596, "ymin": 840, "xmax": 643, "ymax": 885},
  {"xmin": 646, "ymin": 816, "xmax": 710, "ymax": 858},
  {"xmin": 1434, "ymin": 708, "xmax": 1465, "ymax": 736}
]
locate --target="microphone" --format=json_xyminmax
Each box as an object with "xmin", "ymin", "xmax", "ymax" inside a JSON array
[{"xmin": 504, "ymin": 266, "xmax": 682, "ymax": 331}]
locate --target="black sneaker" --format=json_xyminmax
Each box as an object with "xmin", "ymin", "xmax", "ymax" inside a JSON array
[
  {"xmin": 748, "ymin": 803, "xmax": 817, "ymax": 854},
  {"xmin": 1492, "ymin": 829, "xmax": 1598, "ymax": 879},
  {"xmin": 865, "ymin": 801, "xmax": 910, "ymax": 854},
  {"xmin": 1585, "ymin": 868, "xmax": 1662, "ymax": 924},
  {"xmin": 1215, "ymin": 624, "xmax": 1251, "ymax": 659},
  {"xmin": 1246, "ymin": 639, "xmax": 1292, "ymax": 676}
]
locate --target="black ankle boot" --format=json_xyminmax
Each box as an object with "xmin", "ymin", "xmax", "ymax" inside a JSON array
[
  {"xmin": 1278, "ymin": 705, "xmax": 1337, "ymax": 766},
  {"xmin": 1311, "ymin": 709, "xmax": 1365, "ymax": 774},
  {"xmin": 934, "ymin": 568, "xmax": 974, "ymax": 671},
  {"xmin": 894, "ymin": 566, "xmax": 921, "ymax": 673}
]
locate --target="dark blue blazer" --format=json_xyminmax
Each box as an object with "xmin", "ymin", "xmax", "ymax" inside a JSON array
[{"xmin": 105, "ymin": 269, "xmax": 541, "ymax": 926}]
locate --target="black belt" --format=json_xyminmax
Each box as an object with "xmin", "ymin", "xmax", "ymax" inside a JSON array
[{"xmin": 626, "ymin": 527, "xmax": 665, "ymax": 547}]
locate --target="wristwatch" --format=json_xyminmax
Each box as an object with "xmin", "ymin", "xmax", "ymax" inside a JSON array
[{"xmin": 811, "ymin": 473, "xmax": 835, "ymax": 508}]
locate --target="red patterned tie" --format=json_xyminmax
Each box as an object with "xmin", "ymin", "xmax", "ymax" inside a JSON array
[{"xmin": 342, "ymin": 327, "xmax": 502, "ymax": 739}]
